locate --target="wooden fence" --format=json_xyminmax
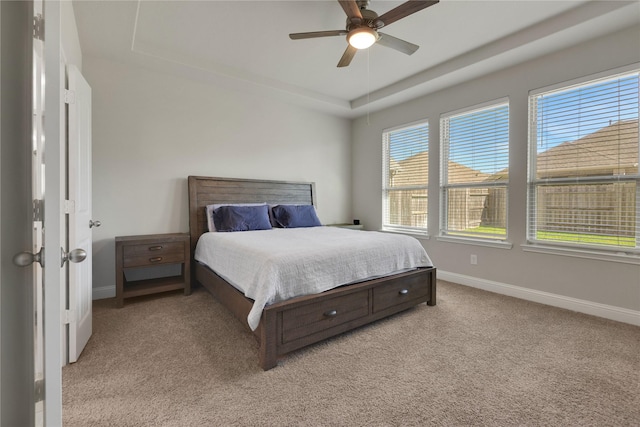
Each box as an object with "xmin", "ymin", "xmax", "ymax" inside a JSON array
[
  {"xmin": 445, "ymin": 187, "xmax": 507, "ymax": 231},
  {"xmin": 388, "ymin": 183, "xmax": 635, "ymax": 237},
  {"xmin": 535, "ymin": 182, "xmax": 636, "ymax": 236},
  {"xmin": 387, "ymin": 190, "xmax": 427, "ymax": 228}
]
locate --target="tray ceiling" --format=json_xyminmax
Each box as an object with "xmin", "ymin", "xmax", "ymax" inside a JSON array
[{"xmin": 72, "ymin": 0, "xmax": 640, "ymax": 117}]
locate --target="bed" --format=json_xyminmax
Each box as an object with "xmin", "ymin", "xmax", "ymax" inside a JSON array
[{"xmin": 188, "ymin": 176, "xmax": 436, "ymax": 370}]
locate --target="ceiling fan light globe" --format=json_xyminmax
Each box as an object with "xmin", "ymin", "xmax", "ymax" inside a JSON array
[{"xmin": 348, "ymin": 27, "xmax": 377, "ymax": 49}]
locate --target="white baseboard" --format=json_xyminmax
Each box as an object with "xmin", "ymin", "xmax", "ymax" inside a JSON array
[
  {"xmin": 93, "ymin": 285, "xmax": 115, "ymax": 300},
  {"xmin": 92, "ymin": 274, "xmax": 639, "ymax": 327},
  {"xmin": 437, "ymin": 271, "xmax": 640, "ymax": 327}
]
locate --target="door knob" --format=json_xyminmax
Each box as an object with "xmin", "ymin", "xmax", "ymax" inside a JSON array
[
  {"xmin": 89, "ymin": 220, "xmax": 101, "ymax": 228},
  {"xmin": 13, "ymin": 247, "xmax": 44, "ymax": 268},
  {"xmin": 61, "ymin": 247, "xmax": 87, "ymax": 267}
]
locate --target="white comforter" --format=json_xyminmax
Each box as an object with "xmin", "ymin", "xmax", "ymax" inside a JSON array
[{"xmin": 194, "ymin": 226, "xmax": 433, "ymax": 331}]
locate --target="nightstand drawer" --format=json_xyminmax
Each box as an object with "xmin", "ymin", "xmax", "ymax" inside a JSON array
[
  {"xmin": 122, "ymin": 241, "xmax": 185, "ymax": 267},
  {"xmin": 122, "ymin": 242, "xmax": 184, "ymax": 268}
]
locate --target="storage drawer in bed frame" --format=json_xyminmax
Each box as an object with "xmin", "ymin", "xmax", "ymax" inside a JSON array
[
  {"xmin": 274, "ymin": 269, "xmax": 435, "ymax": 355},
  {"xmin": 281, "ymin": 289, "xmax": 370, "ymax": 343}
]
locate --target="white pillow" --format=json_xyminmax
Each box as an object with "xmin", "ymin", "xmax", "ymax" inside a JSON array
[{"xmin": 205, "ymin": 203, "xmax": 267, "ymax": 232}]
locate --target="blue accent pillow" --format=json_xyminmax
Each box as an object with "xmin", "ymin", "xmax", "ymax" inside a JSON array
[
  {"xmin": 272, "ymin": 205, "xmax": 322, "ymax": 228},
  {"xmin": 206, "ymin": 203, "xmax": 266, "ymax": 231},
  {"xmin": 213, "ymin": 205, "xmax": 272, "ymax": 232}
]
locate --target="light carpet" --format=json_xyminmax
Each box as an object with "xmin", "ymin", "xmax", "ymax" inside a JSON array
[{"xmin": 62, "ymin": 280, "xmax": 640, "ymax": 426}]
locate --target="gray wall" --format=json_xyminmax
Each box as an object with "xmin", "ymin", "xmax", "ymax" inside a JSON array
[
  {"xmin": 62, "ymin": 0, "xmax": 82, "ymax": 69},
  {"xmin": 85, "ymin": 56, "xmax": 352, "ymax": 296},
  {"xmin": 352, "ymin": 25, "xmax": 640, "ymax": 314}
]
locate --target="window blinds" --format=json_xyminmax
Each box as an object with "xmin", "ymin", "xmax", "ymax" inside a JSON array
[
  {"xmin": 440, "ymin": 101, "xmax": 509, "ymax": 240},
  {"xmin": 528, "ymin": 70, "xmax": 640, "ymax": 251},
  {"xmin": 382, "ymin": 122, "xmax": 429, "ymax": 232},
  {"xmin": 442, "ymin": 102, "xmax": 510, "ymax": 184}
]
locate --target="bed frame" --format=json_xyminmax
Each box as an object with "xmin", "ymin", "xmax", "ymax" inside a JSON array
[{"xmin": 188, "ymin": 176, "xmax": 436, "ymax": 370}]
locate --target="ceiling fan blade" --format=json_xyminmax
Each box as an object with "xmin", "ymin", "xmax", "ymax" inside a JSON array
[
  {"xmin": 377, "ymin": 33, "xmax": 419, "ymax": 55},
  {"xmin": 338, "ymin": 0, "xmax": 363, "ymax": 24},
  {"xmin": 376, "ymin": 0, "xmax": 438, "ymax": 28},
  {"xmin": 289, "ymin": 30, "xmax": 348, "ymax": 40},
  {"xmin": 337, "ymin": 45, "xmax": 357, "ymax": 68}
]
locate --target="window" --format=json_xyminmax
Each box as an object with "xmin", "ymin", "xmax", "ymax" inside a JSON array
[
  {"xmin": 528, "ymin": 69, "xmax": 639, "ymax": 253},
  {"xmin": 440, "ymin": 100, "xmax": 509, "ymax": 241},
  {"xmin": 382, "ymin": 121, "xmax": 429, "ymax": 234}
]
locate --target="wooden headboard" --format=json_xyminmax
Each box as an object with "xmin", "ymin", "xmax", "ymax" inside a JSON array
[{"xmin": 187, "ymin": 176, "xmax": 316, "ymax": 261}]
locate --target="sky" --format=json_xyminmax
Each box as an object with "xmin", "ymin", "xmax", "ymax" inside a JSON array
[
  {"xmin": 388, "ymin": 71, "xmax": 639, "ymax": 175},
  {"xmin": 535, "ymin": 72, "xmax": 639, "ymax": 153}
]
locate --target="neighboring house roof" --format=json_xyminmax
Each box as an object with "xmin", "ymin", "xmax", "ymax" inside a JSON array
[
  {"xmin": 389, "ymin": 151, "xmax": 428, "ymax": 187},
  {"xmin": 536, "ymin": 119, "xmax": 639, "ymax": 178},
  {"xmin": 389, "ymin": 151, "xmax": 489, "ymax": 187},
  {"xmin": 448, "ymin": 160, "xmax": 491, "ymax": 184},
  {"xmin": 389, "ymin": 119, "xmax": 639, "ymax": 185}
]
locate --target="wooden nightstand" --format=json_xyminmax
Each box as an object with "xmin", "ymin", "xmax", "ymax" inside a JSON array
[{"xmin": 115, "ymin": 233, "xmax": 191, "ymax": 307}]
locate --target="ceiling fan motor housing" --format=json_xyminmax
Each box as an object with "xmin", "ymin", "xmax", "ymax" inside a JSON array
[{"xmin": 347, "ymin": 7, "xmax": 384, "ymax": 30}]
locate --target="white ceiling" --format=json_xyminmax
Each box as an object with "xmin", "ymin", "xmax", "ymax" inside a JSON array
[{"xmin": 72, "ymin": 0, "xmax": 640, "ymax": 118}]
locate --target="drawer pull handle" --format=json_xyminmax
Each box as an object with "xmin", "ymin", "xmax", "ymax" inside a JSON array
[
  {"xmin": 399, "ymin": 289, "xmax": 409, "ymax": 295},
  {"xmin": 149, "ymin": 246, "xmax": 163, "ymax": 251},
  {"xmin": 149, "ymin": 257, "xmax": 163, "ymax": 263},
  {"xmin": 324, "ymin": 310, "xmax": 338, "ymax": 317}
]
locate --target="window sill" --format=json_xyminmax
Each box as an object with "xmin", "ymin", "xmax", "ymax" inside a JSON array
[
  {"xmin": 437, "ymin": 235, "xmax": 513, "ymax": 249},
  {"xmin": 522, "ymin": 243, "xmax": 640, "ymax": 265}
]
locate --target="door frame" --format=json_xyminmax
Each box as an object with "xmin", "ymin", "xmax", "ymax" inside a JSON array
[{"xmin": 43, "ymin": 0, "xmax": 64, "ymax": 424}]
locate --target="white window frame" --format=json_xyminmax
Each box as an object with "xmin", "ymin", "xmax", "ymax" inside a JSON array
[
  {"xmin": 382, "ymin": 119, "xmax": 429, "ymax": 236},
  {"xmin": 526, "ymin": 65, "xmax": 640, "ymax": 260},
  {"xmin": 439, "ymin": 98, "xmax": 510, "ymax": 245}
]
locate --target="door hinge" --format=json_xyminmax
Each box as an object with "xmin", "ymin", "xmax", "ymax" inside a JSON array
[
  {"xmin": 33, "ymin": 199, "xmax": 44, "ymax": 222},
  {"xmin": 64, "ymin": 89, "xmax": 76, "ymax": 105},
  {"xmin": 63, "ymin": 310, "xmax": 75, "ymax": 325},
  {"xmin": 35, "ymin": 379, "xmax": 44, "ymax": 403},
  {"xmin": 33, "ymin": 14, "xmax": 44, "ymax": 41},
  {"xmin": 64, "ymin": 200, "xmax": 76, "ymax": 214}
]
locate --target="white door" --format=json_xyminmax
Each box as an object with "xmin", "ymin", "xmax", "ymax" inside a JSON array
[
  {"xmin": 1, "ymin": 0, "xmax": 71, "ymax": 424},
  {"xmin": 1, "ymin": 1, "xmax": 42, "ymax": 425},
  {"xmin": 67, "ymin": 64, "xmax": 94, "ymax": 363},
  {"xmin": 43, "ymin": 0, "xmax": 85, "ymax": 424}
]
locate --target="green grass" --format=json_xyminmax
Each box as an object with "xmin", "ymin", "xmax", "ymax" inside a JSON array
[
  {"xmin": 535, "ymin": 231, "xmax": 635, "ymax": 247},
  {"xmin": 456, "ymin": 225, "xmax": 636, "ymax": 247},
  {"xmin": 451, "ymin": 226, "xmax": 506, "ymax": 239}
]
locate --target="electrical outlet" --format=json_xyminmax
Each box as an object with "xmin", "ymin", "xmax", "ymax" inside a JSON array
[{"xmin": 470, "ymin": 254, "xmax": 478, "ymax": 265}]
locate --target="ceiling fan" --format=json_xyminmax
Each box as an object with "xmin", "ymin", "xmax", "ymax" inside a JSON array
[{"xmin": 289, "ymin": 0, "xmax": 439, "ymax": 68}]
